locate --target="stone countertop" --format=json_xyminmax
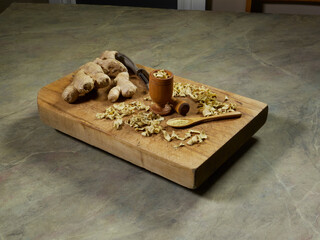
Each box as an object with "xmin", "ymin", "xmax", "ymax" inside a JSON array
[{"xmin": 0, "ymin": 3, "xmax": 319, "ymax": 239}]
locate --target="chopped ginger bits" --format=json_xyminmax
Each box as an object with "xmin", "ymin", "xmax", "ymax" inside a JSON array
[
  {"xmin": 127, "ymin": 112, "xmax": 164, "ymax": 137},
  {"xmin": 96, "ymin": 101, "xmax": 150, "ymax": 129},
  {"xmin": 96, "ymin": 101, "xmax": 163, "ymax": 136}
]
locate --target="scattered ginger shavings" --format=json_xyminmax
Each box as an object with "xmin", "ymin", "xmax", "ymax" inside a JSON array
[
  {"xmin": 96, "ymin": 97, "xmax": 209, "ymax": 148},
  {"xmin": 162, "ymin": 129, "xmax": 208, "ymax": 147},
  {"xmin": 186, "ymin": 131, "xmax": 207, "ymax": 146},
  {"xmin": 96, "ymin": 101, "xmax": 150, "ymax": 129},
  {"xmin": 127, "ymin": 111, "xmax": 164, "ymax": 137},
  {"xmin": 173, "ymin": 82, "xmax": 236, "ymax": 117}
]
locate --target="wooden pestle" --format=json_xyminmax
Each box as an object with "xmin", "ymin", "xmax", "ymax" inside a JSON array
[{"xmin": 170, "ymin": 98, "xmax": 190, "ymax": 116}]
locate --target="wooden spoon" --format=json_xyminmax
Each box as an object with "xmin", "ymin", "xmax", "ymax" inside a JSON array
[{"xmin": 166, "ymin": 111, "xmax": 242, "ymax": 128}]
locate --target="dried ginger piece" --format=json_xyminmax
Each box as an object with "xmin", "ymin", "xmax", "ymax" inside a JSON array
[
  {"xmin": 174, "ymin": 142, "xmax": 185, "ymax": 149},
  {"xmin": 173, "ymin": 82, "xmax": 236, "ymax": 117},
  {"xmin": 143, "ymin": 95, "xmax": 152, "ymax": 101},
  {"xmin": 171, "ymin": 131, "xmax": 185, "ymax": 141},
  {"xmin": 113, "ymin": 118, "xmax": 123, "ymax": 130},
  {"xmin": 162, "ymin": 130, "xmax": 172, "ymax": 142}
]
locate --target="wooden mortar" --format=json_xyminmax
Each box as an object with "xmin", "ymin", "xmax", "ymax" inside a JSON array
[{"xmin": 149, "ymin": 69, "xmax": 189, "ymax": 116}]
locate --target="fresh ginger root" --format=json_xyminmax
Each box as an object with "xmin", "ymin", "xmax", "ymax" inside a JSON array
[
  {"xmin": 108, "ymin": 72, "xmax": 137, "ymax": 102},
  {"xmin": 100, "ymin": 50, "xmax": 117, "ymax": 60},
  {"xmin": 62, "ymin": 62, "xmax": 110, "ymax": 103},
  {"xmin": 62, "ymin": 50, "xmax": 138, "ymax": 103},
  {"xmin": 94, "ymin": 58, "xmax": 127, "ymax": 78},
  {"xmin": 96, "ymin": 50, "xmax": 137, "ymax": 102},
  {"xmin": 81, "ymin": 61, "xmax": 112, "ymax": 88}
]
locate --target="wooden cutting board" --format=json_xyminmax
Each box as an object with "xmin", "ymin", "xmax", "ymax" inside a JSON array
[{"xmin": 37, "ymin": 65, "xmax": 268, "ymax": 189}]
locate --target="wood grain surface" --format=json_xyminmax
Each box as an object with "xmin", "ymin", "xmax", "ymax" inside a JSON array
[{"xmin": 37, "ymin": 65, "xmax": 268, "ymax": 189}]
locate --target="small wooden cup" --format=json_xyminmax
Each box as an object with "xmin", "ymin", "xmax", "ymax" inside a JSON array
[
  {"xmin": 149, "ymin": 69, "xmax": 173, "ymax": 115},
  {"xmin": 149, "ymin": 69, "xmax": 190, "ymax": 116}
]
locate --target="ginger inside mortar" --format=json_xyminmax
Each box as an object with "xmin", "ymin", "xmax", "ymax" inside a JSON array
[{"xmin": 153, "ymin": 69, "xmax": 171, "ymax": 79}]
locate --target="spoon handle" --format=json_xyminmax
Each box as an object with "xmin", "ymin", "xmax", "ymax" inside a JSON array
[
  {"xmin": 167, "ymin": 111, "xmax": 242, "ymax": 128},
  {"xmin": 199, "ymin": 111, "xmax": 242, "ymax": 123}
]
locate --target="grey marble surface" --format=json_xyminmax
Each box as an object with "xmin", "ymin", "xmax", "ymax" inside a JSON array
[{"xmin": 0, "ymin": 3, "xmax": 319, "ymax": 239}]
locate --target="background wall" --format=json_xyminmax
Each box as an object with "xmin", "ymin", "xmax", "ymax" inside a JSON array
[
  {"xmin": 210, "ymin": 0, "xmax": 320, "ymax": 15},
  {"xmin": 1, "ymin": 0, "xmax": 320, "ymax": 15},
  {"xmin": 210, "ymin": 0, "xmax": 246, "ymax": 12},
  {"xmin": 0, "ymin": 0, "xmax": 48, "ymax": 13},
  {"xmin": 264, "ymin": 3, "xmax": 320, "ymax": 14}
]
